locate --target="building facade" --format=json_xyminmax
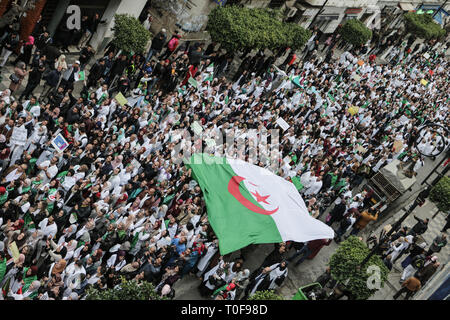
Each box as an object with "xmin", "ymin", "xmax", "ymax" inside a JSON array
[
  {"xmin": 0, "ymin": 0, "xmax": 149, "ymax": 51},
  {"xmin": 1, "ymin": 0, "xmax": 448, "ymax": 50}
]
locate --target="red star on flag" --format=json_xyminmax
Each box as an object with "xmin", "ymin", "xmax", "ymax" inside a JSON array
[{"xmin": 251, "ymin": 190, "xmax": 271, "ymax": 204}]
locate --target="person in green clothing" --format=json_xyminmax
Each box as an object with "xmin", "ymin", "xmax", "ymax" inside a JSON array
[
  {"xmin": 8, "ymin": 280, "xmax": 41, "ymax": 300},
  {"xmin": 0, "ymin": 186, "xmax": 8, "ymax": 206},
  {"xmin": 21, "ymin": 266, "xmax": 38, "ymax": 293},
  {"xmin": 0, "ymin": 251, "xmax": 7, "ymax": 285}
]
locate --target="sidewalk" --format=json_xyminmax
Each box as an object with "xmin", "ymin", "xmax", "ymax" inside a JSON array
[
  {"xmin": 0, "ymin": 45, "xmax": 98, "ymax": 98},
  {"xmin": 368, "ymin": 198, "xmax": 449, "ymax": 300}
]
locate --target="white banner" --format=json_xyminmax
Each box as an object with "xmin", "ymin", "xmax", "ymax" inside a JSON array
[{"xmin": 10, "ymin": 127, "xmax": 28, "ymax": 146}]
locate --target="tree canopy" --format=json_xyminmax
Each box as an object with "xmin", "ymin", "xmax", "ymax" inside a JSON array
[
  {"xmin": 430, "ymin": 176, "xmax": 450, "ymax": 212},
  {"xmin": 248, "ymin": 290, "xmax": 284, "ymax": 300},
  {"xmin": 339, "ymin": 19, "xmax": 373, "ymax": 46},
  {"xmin": 206, "ymin": 6, "xmax": 311, "ymax": 52},
  {"xmin": 329, "ymin": 236, "xmax": 389, "ymax": 300},
  {"xmin": 86, "ymin": 277, "xmax": 165, "ymax": 300},
  {"xmin": 111, "ymin": 14, "xmax": 151, "ymax": 55},
  {"xmin": 404, "ymin": 13, "xmax": 446, "ymax": 40}
]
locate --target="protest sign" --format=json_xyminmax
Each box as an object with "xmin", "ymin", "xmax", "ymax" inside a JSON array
[
  {"xmin": 393, "ymin": 140, "xmax": 404, "ymax": 152},
  {"xmin": 348, "ymin": 105, "xmax": 359, "ymax": 116},
  {"xmin": 9, "ymin": 242, "xmax": 20, "ymax": 261},
  {"xmin": 10, "ymin": 127, "xmax": 27, "ymax": 146},
  {"xmin": 399, "ymin": 115, "xmax": 409, "ymax": 124},
  {"xmin": 420, "ymin": 79, "xmax": 428, "ymax": 86},
  {"xmin": 276, "ymin": 118, "xmax": 290, "ymax": 131},
  {"xmin": 191, "ymin": 121, "xmax": 203, "ymax": 135},
  {"xmin": 51, "ymin": 133, "xmax": 69, "ymax": 152},
  {"xmin": 115, "ymin": 92, "xmax": 128, "ymax": 106},
  {"xmin": 356, "ymin": 145, "xmax": 367, "ymax": 154}
]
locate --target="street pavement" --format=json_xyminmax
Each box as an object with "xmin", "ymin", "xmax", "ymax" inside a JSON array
[{"xmin": 1, "ymin": 41, "xmax": 448, "ymax": 300}]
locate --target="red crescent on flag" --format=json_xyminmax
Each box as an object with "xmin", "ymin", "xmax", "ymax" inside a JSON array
[{"xmin": 227, "ymin": 176, "xmax": 279, "ymax": 215}]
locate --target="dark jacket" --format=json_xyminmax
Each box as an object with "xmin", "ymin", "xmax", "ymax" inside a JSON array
[
  {"xmin": 44, "ymin": 69, "xmax": 61, "ymax": 87},
  {"xmin": 28, "ymin": 67, "xmax": 43, "ymax": 85},
  {"xmin": 2, "ymin": 33, "xmax": 19, "ymax": 51},
  {"xmin": 88, "ymin": 61, "xmax": 106, "ymax": 81},
  {"xmin": 79, "ymin": 47, "xmax": 94, "ymax": 64},
  {"xmin": 151, "ymin": 32, "xmax": 167, "ymax": 51},
  {"xmin": 66, "ymin": 108, "xmax": 81, "ymax": 124},
  {"xmin": 330, "ymin": 202, "xmax": 347, "ymax": 221},
  {"xmin": 410, "ymin": 216, "xmax": 428, "ymax": 235},
  {"xmin": 42, "ymin": 45, "xmax": 61, "ymax": 63},
  {"xmin": 189, "ymin": 50, "xmax": 212, "ymax": 66},
  {"xmin": 110, "ymin": 57, "xmax": 128, "ymax": 75}
]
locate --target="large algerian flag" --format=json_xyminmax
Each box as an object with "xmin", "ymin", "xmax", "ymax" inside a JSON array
[{"xmin": 186, "ymin": 153, "xmax": 334, "ymax": 255}]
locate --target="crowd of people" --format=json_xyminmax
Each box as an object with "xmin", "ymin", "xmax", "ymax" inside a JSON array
[{"xmin": 0, "ymin": 10, "xmax": 449, "ymax": 301}]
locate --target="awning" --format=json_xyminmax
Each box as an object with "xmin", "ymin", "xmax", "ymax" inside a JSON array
[
  {"xmin": 302, "ymin": 9, "xmax": 318, "ymax": 16},
  {"xmin": 316, "ymin": 14, "xmax": 340, "ymax": 21},
  {"xmin": 294, "ymin": 2, "xmax": 319, "ymax": 16},
  {"xmin": 345, "ymin": 8, "xmax": 363, "ymax": 15},
  {"xmin": 320, "ymin": 6, "xmax": 345, "ymax": 15},
  {"xmin": 366, "ymin": 5, "xmax": 381, "ymax": 13},
  {"xmin": 399, "ymin": 2, "xmax": 415, "ymax": 11}
]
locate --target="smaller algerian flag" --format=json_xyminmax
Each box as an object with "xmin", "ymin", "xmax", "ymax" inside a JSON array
[
  {"xmin": 291, "ymin": 76, "xmax": 302, "ymax": 88},
  {"xmin": 75, "ymin": 71, "xmax": 85, "ymax": 82},
  {"xmin": 328, "ymin": 92, "xmax": 335, "ymax": 102},
  {"xmin": 188, "ymin": 77, "xmax": 198, "ymax": 88},
  {"xmin": 205, "ymin": 73, "xmax": 214, "ymax": 82},
  {"xmin": 291, "ymin": 176, "xmax": 304, "ymax": 191}
]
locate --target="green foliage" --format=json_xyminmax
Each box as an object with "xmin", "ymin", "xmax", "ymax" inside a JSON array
[
  {"xmin": 249, "ymin": 290, "xmax": 284, "ymax": 300},
  {"xmin": 206, "ymin": 6, "xmax": 310, "ymax": 52},
  {"xmin": 86, "ymin": 277, "xmax": 165, "ymax": 300},
  {"xmin": 430, "ymin": 176, "xmax": 450, "ymax": 212},
  {"xmin": 404, "ymin": 13, "xmax": 446, "ymax": 39},
  {"xmin": 339, "ymin": 19, "xmax": 373, "ymax": 46},
  {"xmin": 112, "ymin": 14, "xmax": 151, "ymax": 55},
  {"xmin": 329, "ymin": 236, "xmax": 389, "ymax": 300}
]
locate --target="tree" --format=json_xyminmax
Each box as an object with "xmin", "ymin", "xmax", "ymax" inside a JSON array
[
  {"xmin": 111, "ymin": 14, "xmax": 151, "ymax": 55},
  {"xmin": 206, "ymin": 6, "xmax": 310, "ymax": 53},
  {"xmin": 328, "ymin": 236, "xmax": 389, "ymax": 300},
  {"xmin": 339, "ymin": 19, "xmax": 373, "ymax": 46},
  {"xmin": 430, "ymin": 176, "xmax": 450, "ymax": 212},
  {"xmin": 404, "ymin": 13, "xmax": 446, "ymax": 40},
  {"xmin": 85, "ymin": 277, "xmax": 165, "ymax": 300},
  {"xmin": 248, "ymin": 290, "xmax": 284, "ymax": 300}
]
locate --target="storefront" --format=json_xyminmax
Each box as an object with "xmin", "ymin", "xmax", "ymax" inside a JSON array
[
  {"xmin": 310, "ymin": 6, "xmax": 345, "ymax": 34},
  {"xmin": 417, "ymin": 4, "xmax": 450, "ymax": 25},
  {"xmin": 363, "ymin": 5, "xmax": 382, "ymax": 30}
]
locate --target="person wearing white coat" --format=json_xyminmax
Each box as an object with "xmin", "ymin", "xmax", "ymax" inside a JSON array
[
  {"xmin": 196, "ymin": 240, "xmax": 219, "ymax": 277},
  {"xmin": 304, "ymin": 176, "xmax": 323, "ymax": 197},
  {"xmin": 267, "ymin": 261, "xmax": 289, "ymax": 290},
  {"xmin": 199, "ymin": 259, "xmax": 226, "ymax": 297}
]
